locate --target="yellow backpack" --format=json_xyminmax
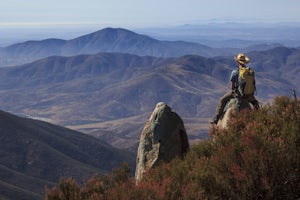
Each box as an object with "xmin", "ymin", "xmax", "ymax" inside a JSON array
[{"xmin": 238, "ymin": 67, "xmax": 256, "ymax": 96}]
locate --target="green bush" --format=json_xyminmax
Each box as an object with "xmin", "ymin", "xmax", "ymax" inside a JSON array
[{"xmin": 45, "ymin": 96, "xmax": 300, "ymax": 200}]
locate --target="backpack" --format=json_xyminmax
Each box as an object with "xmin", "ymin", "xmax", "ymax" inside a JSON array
[{"xmin": 238, "ymin": 67, "xmax": 256, "ymax": 96}]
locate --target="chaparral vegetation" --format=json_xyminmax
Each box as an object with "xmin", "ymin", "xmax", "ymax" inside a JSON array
[{"xmin": 45, "ymin": 96, "xmax": 300, "ymax": 200}]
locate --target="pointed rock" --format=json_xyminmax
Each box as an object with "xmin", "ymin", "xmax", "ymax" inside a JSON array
[{"xmin": 135, "ymin": 102, "xmax": 189, "ymax": 183}]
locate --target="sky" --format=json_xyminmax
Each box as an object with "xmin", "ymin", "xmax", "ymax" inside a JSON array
[
  {"xmin": 1, "ymin": 0, "xmax": 300, "ymax": 28},
  {"xmin": 0, "ymin": 0, "xmax": 300, "ymax": 45}
]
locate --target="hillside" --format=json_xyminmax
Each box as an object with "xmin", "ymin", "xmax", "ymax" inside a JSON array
[
  {"xmin": 0, "ymin": 110, "xmax": 135, "ymax": 200},
  {"xmin": 45, "ymin": 96, "xmax": 300, "ymax": 199},
  {"xmin": 0, "ymin": 52, "xmax": 230, "ymax": 148},
  {"xmin": 0, "ymin": 27, "xmax": 235, "ymax": 66},
  {"xmin": 0, "ymin": 47, "xmax": 299, "ymax": 150}
]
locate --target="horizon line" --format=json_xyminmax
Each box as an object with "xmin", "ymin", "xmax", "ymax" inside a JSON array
[{"xmin": 1, "ymin": 19, "xmax": 300, "ymax": 29}]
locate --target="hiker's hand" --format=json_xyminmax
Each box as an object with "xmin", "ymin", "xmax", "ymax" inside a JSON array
[{"xmin": 231, "ymin": 89, "xmax": 240, "ymax": 98}]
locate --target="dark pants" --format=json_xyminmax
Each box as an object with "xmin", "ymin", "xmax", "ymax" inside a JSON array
[
  {"xmin": 215, "ymin": 90, "xmax": 235, "ymax": 118},
  {"xmin": 214, "ymin": 91, "xmax": 259, "ymax": 118},
  {"xmin": 243, "ymin": 94, "xmax": 260, "ymax": 109}
]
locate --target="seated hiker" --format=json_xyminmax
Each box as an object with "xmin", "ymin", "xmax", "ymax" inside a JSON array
[{"xmin": 210, "ymin": 53, "xmax": 259, "ymax": 124}]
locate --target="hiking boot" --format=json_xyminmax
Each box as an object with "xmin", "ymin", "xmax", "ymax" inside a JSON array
[{"xmin": 209, "ymin": 116, "xmax": 219, "ymax": 125}]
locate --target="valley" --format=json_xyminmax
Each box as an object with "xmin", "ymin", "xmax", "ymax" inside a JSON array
[
  {"xmin": 0, "ymin": 29, "xmax": 299, "ymax": 151},
  {"xmin": 0, "ymin": 26, "xmax": 299, "ymax": 200}
]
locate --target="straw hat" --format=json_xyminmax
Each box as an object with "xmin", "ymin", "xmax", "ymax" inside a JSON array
[{"xmin": 234, "ymin": 53, "xmax": 250, "ymax": 65}]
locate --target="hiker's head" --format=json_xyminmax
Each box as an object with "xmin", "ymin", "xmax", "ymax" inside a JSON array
[{"xmin": 234, "ymin": 53, "xmax": 250, "ymax": 65}]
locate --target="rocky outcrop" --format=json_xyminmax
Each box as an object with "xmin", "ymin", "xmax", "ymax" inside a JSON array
[
  {"xmin": 135, "ymin": 102, "xmax": 189, "ymax": 183},
  {"xmin": 217, "ymin": 98, "xmax": 252, "ymax": 129}
]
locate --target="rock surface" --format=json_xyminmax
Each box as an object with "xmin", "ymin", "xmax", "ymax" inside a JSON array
[
  {"xmin": 135, "ymin": 102, "xmax": 189, "ymax": 183},
  {"xmin": 217, "ymin": 98, "xmax": 252, "ymax": 129}
]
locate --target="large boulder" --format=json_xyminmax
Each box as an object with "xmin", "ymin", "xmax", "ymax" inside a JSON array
[
  {"xmin": 217, "ymin": 98, "xmax": 252, "ymax": 129},
  {"xmin": 135, "ymin": 102, "xmax": 189, "ymax": 183}
]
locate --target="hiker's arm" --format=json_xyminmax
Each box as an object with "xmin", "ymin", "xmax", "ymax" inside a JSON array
[
  {"xmin": 230, "ymin": 70, "xmax": 238, "ymax": 92},
  {"xmin": 231, "ymin": 81, "xmax": 235, "ymax": 91}
]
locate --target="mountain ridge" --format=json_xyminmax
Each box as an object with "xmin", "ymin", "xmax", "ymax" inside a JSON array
[
  {"xmin": 0, "ymin": 47, "xmax": 299, "ymax": 149},
  {"xmin": 0, "ymin": 27, "xmax": 236, "ymax": 66},
  {"xmin": 0, "ymin": 109, "xmax": 135, "ymax": 200}
]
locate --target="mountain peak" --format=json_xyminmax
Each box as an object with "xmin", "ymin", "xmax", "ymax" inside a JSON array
[
  {"xmin": 99, "ymin": 27, "xmax": 138, "ymax": 34},
  {"xmin": 72, "ymin": 27, "xmax": 149, "ymax": 40},
  {"xmin": 1, "ymin": 27, "xmax": 235, "ymax": 66},
  {"xmin": 83, "ymin": 27, "xmax": 142, "ymax": 39}
]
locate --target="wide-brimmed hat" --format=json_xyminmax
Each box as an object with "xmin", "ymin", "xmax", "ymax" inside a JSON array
[{"xmin": 234, "ymin": 53, "xmax": 250, "ymax": 65}]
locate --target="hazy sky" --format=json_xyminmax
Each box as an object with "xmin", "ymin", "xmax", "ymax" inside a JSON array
[{"xmin": 1, "ymin": 0, "xmax": 300, "ymax": 28}]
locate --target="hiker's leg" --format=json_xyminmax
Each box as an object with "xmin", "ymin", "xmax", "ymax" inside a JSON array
[
  {"xmin": 215, "ymin": 90, "xmax": 234, "ymax": 118},
  {"xmin": 252, "ymin": 99, "xmax": 260, "ymax": 109},
  {"xmin": 246, "ymin": 94, "xmax": 260, "ymax": 109}
]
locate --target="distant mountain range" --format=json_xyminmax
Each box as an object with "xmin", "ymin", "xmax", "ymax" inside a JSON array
[
  {"xmin": 0, "ymin": 109, "xmax": 135, "ymax": 200},
  {"xmin": 0, "ymin": 27, "xmax": 283, "ymax": 67},
  {"xmin": 1, "ymin": 27, "xmax": 299, "ymax": 200},
  {"xmin": 136, "ymin": 22, "xmax": 300, "ymax": 48},
  {"xmin": 0, "ymin": 46, "xmax": 299, "ymax": 150}
]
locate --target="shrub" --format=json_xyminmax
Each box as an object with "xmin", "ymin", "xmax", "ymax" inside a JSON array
[
  {"xmin": 45, "ymin": 177, "xmax": 80, "ymax": 200},
  {"xmin": 45, "ymin": 96, "xmax": 300, "ymax": 200},
  {"xmin": 206, "ymin": 96, "xmax": 300, "ymax": 199}
]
